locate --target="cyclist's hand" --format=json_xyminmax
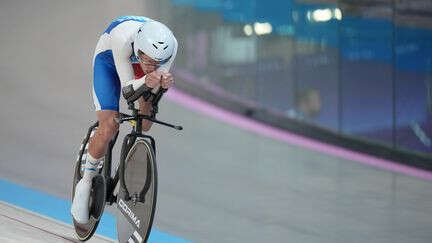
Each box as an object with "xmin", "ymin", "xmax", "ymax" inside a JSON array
[
  {"xmin": 145, "ymin": 71, "xmax": 164, "ymax": 88},
  {"xmin": 161, "ymin": 73, "xmax": 174, "ymax": 89}
]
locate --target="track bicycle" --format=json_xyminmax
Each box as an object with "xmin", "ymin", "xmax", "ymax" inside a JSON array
[{"xmin": 71, "ymin": 87, "xmax": 182, "ymax": 242}]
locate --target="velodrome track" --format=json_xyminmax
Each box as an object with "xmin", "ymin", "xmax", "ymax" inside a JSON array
[{"xmin": 2, "ymin": 1, "xmax": 432, "ymax": 242}]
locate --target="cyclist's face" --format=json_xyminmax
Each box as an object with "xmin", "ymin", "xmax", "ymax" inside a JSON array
[{"xmin": 138, "ymin": 51, "xmax": 160, "ymax": 74}]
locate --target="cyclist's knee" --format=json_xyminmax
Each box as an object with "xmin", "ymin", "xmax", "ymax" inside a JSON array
[
  {"xmin": 96, "ymin": 110, "xmax": 119, "ymax": 142},
  {"xmin": 99, "ymin": 119, "xmax": 118, "ymax": 141}
]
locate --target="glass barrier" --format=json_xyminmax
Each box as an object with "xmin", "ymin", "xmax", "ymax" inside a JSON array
[{"xmin": 148, "ymin": 0, "xmax": 432, "ymax": 154}]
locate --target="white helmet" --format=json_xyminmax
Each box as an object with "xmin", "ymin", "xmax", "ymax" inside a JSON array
[{"xmin": 134, "ymin": 20, "xmax": 175, "ymax": 64}]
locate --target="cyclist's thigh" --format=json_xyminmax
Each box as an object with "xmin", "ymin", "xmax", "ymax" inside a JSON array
[
  {"xmin": 137, "ymin": 97, "xmax": 151, "ymax": 114},
  {"xmin": 92, "ymin": 50, "xmax": 121, "ymax": 112},
  {"xmin": 96, "ymin": 110, "xmax": 119, "ymax": 125}
]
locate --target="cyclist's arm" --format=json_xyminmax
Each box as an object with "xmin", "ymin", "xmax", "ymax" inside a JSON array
[
  {"xmin": 111, "ymin": 29, "xmax": 153, "ymax": 129},
  {"xmin": 110, "ymin": 23, "xmax": 146, "ymax": 90}
]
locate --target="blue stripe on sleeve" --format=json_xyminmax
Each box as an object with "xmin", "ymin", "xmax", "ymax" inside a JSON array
[{"xmin": 104, "ymin": 15, "xmax": 148, "ymax": 34}]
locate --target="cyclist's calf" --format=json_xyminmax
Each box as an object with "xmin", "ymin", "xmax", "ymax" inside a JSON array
[{"xmin": 89, "ymin": 111, "xmax": 119, "ymax": 159}]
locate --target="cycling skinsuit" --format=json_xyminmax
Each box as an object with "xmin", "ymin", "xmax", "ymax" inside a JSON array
[{"xmin": 92, "ymin": 16, "xmax": 178, "ymax": 111}]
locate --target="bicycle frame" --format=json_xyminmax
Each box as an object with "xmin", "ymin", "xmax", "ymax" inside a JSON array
[{"xmin": 80, "ymin": 113, "xmax": 158, "ymax": 206}]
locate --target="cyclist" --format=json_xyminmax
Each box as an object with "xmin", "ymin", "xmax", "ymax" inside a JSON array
[{"xmin": 71, "ymin": 16, "xmax": 178, "ymax": 224}]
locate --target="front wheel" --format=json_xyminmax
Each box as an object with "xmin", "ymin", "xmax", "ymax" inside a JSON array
[{"xmin": 117, "ymin": 138, "xmax": 158, "ymax": 243}]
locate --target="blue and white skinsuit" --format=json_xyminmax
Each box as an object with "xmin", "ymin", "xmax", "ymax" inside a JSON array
[{"xmin": 92, "ymin": 16, "xmax": 178, "ymax": 111}]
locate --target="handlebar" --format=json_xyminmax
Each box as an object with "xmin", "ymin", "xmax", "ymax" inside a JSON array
[
  {"xmin": 116, "ymin": 87, "xmax": 183, "ymax": 131},
  {"xmin": 122, "ymin": 76, "xmax": 166, "ymax": 106}
]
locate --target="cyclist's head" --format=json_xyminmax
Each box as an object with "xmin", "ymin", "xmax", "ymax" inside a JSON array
[
  {"xmin": 137, "ymin": 51, "xmax": 161, "ymax": 74},
  {"xmin": 134, "ymin": 20, "xmax": 175, "ymax": 69}
]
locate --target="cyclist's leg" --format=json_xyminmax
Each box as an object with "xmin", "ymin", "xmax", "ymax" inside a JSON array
[
  {"xmin": 84, "ymin": 49, "xmax": 121, "ymax": 182},
  {"xmin": 81, "ymin": 110, "xmax": 119, "ymax": 180},
  {"xmin": 88, "ymin": 111, "xmax": 119, "ymax": 160},
  {"xmin": 138, "ymin": 97, "xmax": 153, "ymax": 132},
  {"xmin": 72, "ymin": 49, "xmax": 120, "ymax": 224}
]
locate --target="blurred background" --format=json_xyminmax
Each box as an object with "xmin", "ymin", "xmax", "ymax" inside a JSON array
[
  {"xmin": 1, "ymin": 0, "xmax": 432, "ymax": 242},
  {"xmin": 154, "ymin": 0, "xmax": 432, "ymax": 156}
]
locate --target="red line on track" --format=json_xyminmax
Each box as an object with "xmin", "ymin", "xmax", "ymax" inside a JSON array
[{"xmin": 0, "ymin": 213, "xmax": 78, "ymax": 242}]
